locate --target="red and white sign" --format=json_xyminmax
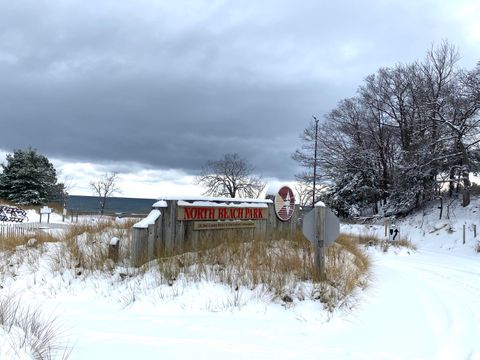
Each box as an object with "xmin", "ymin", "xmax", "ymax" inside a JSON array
[
  {"xmin": 274, "ymin": 186, "xmax": 295, "ymax": 221},
  {"xmin": 177, "ymin": 206, "xmax": 267, "ymax": 221}
]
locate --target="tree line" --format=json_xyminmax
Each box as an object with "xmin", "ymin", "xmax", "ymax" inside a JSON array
[
  {"xmin": 0, "ymin": 148, "xmax": 264, "ymax": 208},
  {"xmin": 294, "ymin": 42, "xmax": 480, "ymax": 217}
]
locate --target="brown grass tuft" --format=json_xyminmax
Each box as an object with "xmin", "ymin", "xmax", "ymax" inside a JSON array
[
  {"xmin": 0, "ymin": 217, "xmax": 371, "ymax": 313},
  {"xmin": 149, "ymin": 231, "xmax": 370, "ymax": 310},
  {"xmin": 0, "ymin": 230, "xmax": 59, "ymax": 252},
  {"xmin": 48, "ymin": 219, "xmax": 133, "ymax": 272},
  {"xmin": 355, "ymin": 232, "xmax": 417, "ymax": 251}
]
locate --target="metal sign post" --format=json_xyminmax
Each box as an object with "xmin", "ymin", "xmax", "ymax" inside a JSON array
[{"xmin": 302, "ymin": 203, "xmax": 340, "ymax": 280}]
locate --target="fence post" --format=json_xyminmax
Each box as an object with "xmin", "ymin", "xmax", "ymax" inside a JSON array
[
  {"xmin": 109, "ymin": 237, "xmax": 120, "ymax": 262},
  {"xmin": 463, "ymin": 224, "xmax": 466, "ymax": 244}
]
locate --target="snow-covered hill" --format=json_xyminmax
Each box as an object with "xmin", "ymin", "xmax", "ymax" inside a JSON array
[
  {"xmin": 342, "ymin": 196, "xmax": 480, "ymax": 255},
  {"xmin": 0, "ymin": 198, "xmax": 479, "ymax": 359}
]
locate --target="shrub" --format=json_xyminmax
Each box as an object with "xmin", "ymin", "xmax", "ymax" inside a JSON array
[{"xmin": 355, "ymin": 232, "xmax": 417, "ymax": 251}]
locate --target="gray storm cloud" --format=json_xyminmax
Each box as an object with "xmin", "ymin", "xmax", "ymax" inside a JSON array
[{"xmin": 0, "ymin": 0, "xmax": 477, "ymax": 180}]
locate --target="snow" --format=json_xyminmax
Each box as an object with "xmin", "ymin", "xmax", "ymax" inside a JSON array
[
  {"xmin": 1, "ymin": 198, "xmax": 480, "ymax": 359},
  {"xmin": 25, "ymin": 208, "xmax": 65, "ymax": 223},
  {"xmin": 314, "ymin": 200, "xmax": 326, "ymax": 207},
  {"xmin": 0, "ymin": 205, "xmax": 68, "ymax": 225},
  {"xmin": 320, "ymin": 249, "xmax": 480, "ymax": 359},
  {"xmin": 344, "ymin": 196, "xmax": 480, "ymax": 254},
  {"xmin": 133, "ymin": 209, "xmax": 161, "ymax": 228},
  {"xmin": 152, "ymin": 200, "xmax": 168, "ymax": 208},
  {"xmin": 157, "ymin": 195, "xmax": 272, "ymax": 204},
  {"xmin": 177, "ymin": 200, "xmax": 269, "ymax": 208},
  {"xmin": 265, "ymin": 183, "xmax": 282, "ymax": 196}
]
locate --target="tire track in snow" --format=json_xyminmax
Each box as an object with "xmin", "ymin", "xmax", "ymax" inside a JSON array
[{"xmin": 376, "ymin": 251, "xmax": 480, "ymax": 359}]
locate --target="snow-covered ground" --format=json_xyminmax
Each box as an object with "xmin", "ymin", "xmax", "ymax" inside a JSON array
[{"xmin": 1, "ymin": 199, "xmax": 479, "ymax": 359}]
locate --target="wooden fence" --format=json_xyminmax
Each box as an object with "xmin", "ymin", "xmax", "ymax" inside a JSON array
[{"xmin": 0, "ymin": 223, "xmax": 42, "ymax": 238}]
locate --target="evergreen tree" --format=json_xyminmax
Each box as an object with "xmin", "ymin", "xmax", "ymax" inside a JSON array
[{"xmin": 0, "ymin": 148, "xmax": 65, "ymax": 205}]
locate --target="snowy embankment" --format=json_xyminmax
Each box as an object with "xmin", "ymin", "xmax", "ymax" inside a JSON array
[
  {"xmin": 2, "ymin": 249, "xmax": 479, "ymax": 359},
  {"xmin": 336, "ymin": 197, "xmax": 480, "ymax": 359},
  {"xmin": 1, "ymin": 199, "xmax": 479, "ymax": 359}
]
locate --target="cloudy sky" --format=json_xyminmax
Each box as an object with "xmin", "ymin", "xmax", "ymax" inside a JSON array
[{"xmin": 0, "ymin": 0, "xmax": 479, "ymax": 198}]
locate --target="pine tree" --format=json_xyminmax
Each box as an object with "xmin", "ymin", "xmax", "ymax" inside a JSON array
[{"xmin": 0, "ymin": 148, "xmax": 65, "ymax": 205}]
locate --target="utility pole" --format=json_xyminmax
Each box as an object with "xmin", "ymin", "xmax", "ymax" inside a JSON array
[{"xmin": 312, "ymin": 115, "xmax": 319, "ymax": 207}]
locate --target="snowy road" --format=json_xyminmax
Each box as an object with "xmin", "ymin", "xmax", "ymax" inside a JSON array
[
  {"xmin": 316, "ymin": 249, "xmax": 480, "ymax": 359},
  {"xmin": 49, "ymin": 248, "xmax": 479, "ymax": 360}
]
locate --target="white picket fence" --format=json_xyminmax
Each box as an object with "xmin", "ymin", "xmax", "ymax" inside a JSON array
[{"xmin": 0, "ymin": 223, "xmax": 41, "ymax": 238}]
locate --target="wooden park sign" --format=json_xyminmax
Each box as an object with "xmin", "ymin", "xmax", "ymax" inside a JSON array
[{"xmin": 131, "ymin": 194, "xmax": 300, "ymax": 266}]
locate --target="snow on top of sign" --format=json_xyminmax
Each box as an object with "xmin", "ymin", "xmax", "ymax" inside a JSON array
[
  {"xmin": 157, "ymin": 195, "xmax": 272, "ymax": 204},
  {"xmin": 110, "ymin": 237, "xmax": 120, "ymax": 246},
  {"xmin": 152, "ymin": 200, "xmax": 168, "ymax": 208},
  {"xmin": 265, "ymin": 182, "xmax": 297, "ymax": 197},
  {"xmin": 133, "ymin": 209, "xmax": 161, "ymax": 228},
  {"xmin": 314, "ymin": 201, "xmax": 326, "ymax": 207},
  {"xmin": 177, "ymin": 200, "xmax": 269, "ymax": 208},
  {"xmin": 265, "ymin": 184, "xmax": 281, "ymax": 196}
]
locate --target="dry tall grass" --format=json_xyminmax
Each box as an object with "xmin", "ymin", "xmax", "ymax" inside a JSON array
[
  {"xmin": 148, "ymin": 231, "xmax": 370, "ymax": 310},
  {"xmin": 1, "ymin": 218, "xmax": 370, "ymax": 312},
  {"xmin": 0, "ymin": 231, "xmax": 58, "ymax": 252},
  {"xmin": 42, "ymin": 223, "xmax": 370, "ymax": 311},
  {"xmin": 354, "ymin": 232, "xmax": 417, "ymax": 251},
  {"xmin": 0, "ymin": 217, "xmax": 135, "ymax": 278},
  {"xmin": 48, "ymin": 218, "xmax": 135, "ymax": 273}
]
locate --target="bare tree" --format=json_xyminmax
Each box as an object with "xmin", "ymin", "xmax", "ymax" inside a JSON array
[
  {"xmin": 294, "ymin": 180, "xmax": 312, "ymax": 207},
  {"xmin": 292, "ymin": 42, "xmax": 480, "ymax": 217},
  {"xmin": 196, "ymin": 153, "xmax": 265, "ymax": 198},
  {"xmin": 89, "ymin": 172, "xmax": 120, "ymax": 214},
  {"xmin": 420, "ymin": 42, "xmax": 480, "ymax": 206}
]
